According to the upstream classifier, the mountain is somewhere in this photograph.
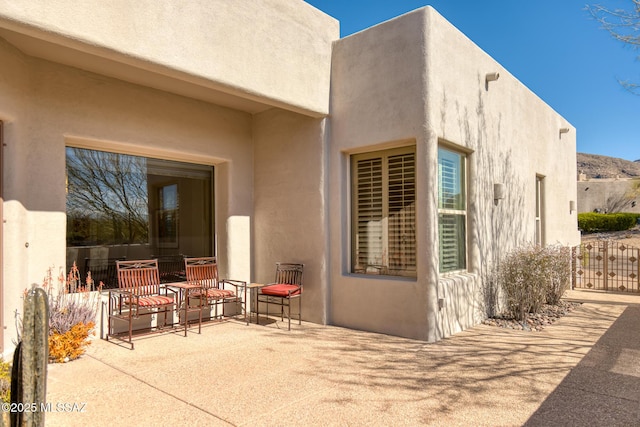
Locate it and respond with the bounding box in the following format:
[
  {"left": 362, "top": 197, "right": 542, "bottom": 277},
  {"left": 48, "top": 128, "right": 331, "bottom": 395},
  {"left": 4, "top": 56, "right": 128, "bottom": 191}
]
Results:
[{"left": 577, "top": 153, "right": 640, "bottom": 179}]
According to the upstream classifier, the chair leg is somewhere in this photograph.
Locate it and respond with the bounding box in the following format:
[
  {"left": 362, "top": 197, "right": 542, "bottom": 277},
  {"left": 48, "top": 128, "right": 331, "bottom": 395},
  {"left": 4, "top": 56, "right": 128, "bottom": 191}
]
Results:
[
  {"left": 183, "top": 301, "right": 188, "bottom": 338},
  {"left": 106, "top": 298, "right": 112, "bottom": 342},
  {"left": 128, "top": 306, "right": 134, "bottom": 350},
  {"left": 298, "top": 296, "right": 302, "bottom": 325},
  {"left": 198, "top": 295, "right": 203, "bottom": 334}
]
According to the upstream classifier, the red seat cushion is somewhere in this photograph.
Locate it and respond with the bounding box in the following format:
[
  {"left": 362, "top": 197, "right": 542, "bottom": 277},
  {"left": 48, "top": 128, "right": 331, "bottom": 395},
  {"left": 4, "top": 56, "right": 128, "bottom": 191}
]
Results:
[
  {"left": 193, "top": 288, "right": 236, "bottom": 300},
  {"left": 260, "top": 284, "right": 301, "bottom": 297},
  {"left": 128, "top": 295, "right": 174, "bottom": 307}
]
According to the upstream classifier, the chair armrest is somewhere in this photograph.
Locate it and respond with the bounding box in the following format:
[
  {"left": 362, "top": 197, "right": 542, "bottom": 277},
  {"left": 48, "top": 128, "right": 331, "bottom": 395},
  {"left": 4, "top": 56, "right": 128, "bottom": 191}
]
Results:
[
  {"left": 220, "top": 279, "right": 247, "bottom": 290},
  {"left": 107, "top": 288, "right": 137, "bottom": 309},
  {"left": 107, "top": 288, "right": 133, "bottom": 297},
  {"left": 286, "top": 284, "right": 302, "bottom": 296},
  {"left": 160, "top": 284, "right": 178, "bottom": 297}
]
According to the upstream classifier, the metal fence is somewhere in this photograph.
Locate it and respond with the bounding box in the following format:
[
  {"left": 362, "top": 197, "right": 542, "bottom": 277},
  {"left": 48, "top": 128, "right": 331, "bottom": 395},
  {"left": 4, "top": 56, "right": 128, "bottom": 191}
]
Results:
[{"left": 572, "top": 242, "right": 640, "bottom": 293}]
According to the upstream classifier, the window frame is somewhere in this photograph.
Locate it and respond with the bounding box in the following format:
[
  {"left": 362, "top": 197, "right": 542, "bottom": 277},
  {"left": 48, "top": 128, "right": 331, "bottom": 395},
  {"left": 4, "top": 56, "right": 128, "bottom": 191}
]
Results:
[
  {"left": 437, "top": 145, "right": 468, "bottom": 274},
  {"left": 350, "top": 145, "right": 417, "bottom": 278},
  {"left": 65, "top": 146, "right": 215, "bottom": 285}
]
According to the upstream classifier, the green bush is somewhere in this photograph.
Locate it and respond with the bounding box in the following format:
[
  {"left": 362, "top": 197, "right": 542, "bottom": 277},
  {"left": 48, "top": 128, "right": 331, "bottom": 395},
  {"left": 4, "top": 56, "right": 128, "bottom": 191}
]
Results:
[
  {"left": 0, "top": 360, "right": 9, "bottom": 403},
  {"left": 578, "top": 212, "right": 640, "bottom": 233},
  {"left": 498, "top": 244, "right": 571, "bottom": 321}
]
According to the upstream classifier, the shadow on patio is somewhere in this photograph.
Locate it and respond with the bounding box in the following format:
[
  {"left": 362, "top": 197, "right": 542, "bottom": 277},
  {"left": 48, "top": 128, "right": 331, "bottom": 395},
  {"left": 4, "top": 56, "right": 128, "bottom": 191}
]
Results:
[{"left": 46, "top": 295, "right": 627, "bottom": 426}]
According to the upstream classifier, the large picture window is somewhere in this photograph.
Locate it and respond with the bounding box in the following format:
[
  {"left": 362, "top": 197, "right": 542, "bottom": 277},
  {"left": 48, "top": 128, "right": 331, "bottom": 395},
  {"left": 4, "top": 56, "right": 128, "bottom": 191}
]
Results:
[
  {"left": 66, "top": 147, "right": 214, "bottom": 286},
  {"left": 351, "top": 147, "right": 416, "bottom": 277},
  {"left": 438, "top": 147, "right": 467, "bottom": 273}
]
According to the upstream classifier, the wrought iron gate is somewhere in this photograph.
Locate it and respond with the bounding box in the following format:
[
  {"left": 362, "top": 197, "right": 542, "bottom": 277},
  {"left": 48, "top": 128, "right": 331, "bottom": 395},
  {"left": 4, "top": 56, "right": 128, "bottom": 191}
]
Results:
[{"left": 573, "top": 242, "right": 640, "bottom": 292}]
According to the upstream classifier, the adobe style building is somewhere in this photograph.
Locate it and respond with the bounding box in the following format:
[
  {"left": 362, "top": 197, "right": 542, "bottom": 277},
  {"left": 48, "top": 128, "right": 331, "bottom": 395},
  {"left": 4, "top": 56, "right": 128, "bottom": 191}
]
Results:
[
  {"left": 0, "top": 1, "right": 579, "bottom": 355},
  {"left": 577, "top": 172, "right": 640, "bottom": 214}
]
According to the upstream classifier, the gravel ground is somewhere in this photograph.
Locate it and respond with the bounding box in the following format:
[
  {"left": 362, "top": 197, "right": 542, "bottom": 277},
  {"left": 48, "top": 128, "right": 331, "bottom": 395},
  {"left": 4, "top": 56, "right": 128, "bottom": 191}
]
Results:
[
  {"left": 482, "top": 300, "right": 582, "bottom": 332},
  {"left": 481, "top": 228, "right": 638, "bottom": 333},
  {"left": 581, "top": 225, "right": 640, "bottom": 247}
]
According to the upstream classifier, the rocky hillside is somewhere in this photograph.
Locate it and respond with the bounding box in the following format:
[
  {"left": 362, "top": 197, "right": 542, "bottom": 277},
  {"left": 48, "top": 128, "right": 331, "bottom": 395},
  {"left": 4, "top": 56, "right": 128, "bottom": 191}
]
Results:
[{"left": 577, "top": 153, "right": 640, "bottom": 179}]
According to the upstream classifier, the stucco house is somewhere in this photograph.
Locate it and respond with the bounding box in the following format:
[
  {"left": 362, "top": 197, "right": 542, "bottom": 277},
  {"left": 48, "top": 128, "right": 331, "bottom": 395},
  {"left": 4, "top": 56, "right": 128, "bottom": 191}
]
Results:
[
  {"left": 577, "top": 173, "right": 640, "bottom": 214},
  {"left": 0, "top": 1, "right": 579, "bottom": 355}
]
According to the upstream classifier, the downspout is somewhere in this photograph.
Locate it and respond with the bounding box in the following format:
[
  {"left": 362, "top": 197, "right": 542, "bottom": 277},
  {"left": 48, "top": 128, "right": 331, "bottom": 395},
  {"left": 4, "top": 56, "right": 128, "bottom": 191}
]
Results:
[{"left": 321, "top": 116, "right": 331, "bottom": 326}]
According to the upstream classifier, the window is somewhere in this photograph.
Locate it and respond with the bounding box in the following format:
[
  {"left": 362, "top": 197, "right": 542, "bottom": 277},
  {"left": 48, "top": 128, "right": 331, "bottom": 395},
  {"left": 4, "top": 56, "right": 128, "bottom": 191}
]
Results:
[
  {"left": 351, "top": 147, "right": 416, "bottom": 277},
  {"left": 438, "top": 147, "right": 466, "bottom": 273},
  {"left": 66, "top": 147, "right": 214, "bottom": 286}
]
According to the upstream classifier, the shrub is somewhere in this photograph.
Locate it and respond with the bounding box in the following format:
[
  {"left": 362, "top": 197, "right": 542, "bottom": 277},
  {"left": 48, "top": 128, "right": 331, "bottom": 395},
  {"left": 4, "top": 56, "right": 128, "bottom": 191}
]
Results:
[
  {"left": 578, "top": 212, "right": 640, "bottom": 233},
  {"left": 481, "top": 267, "right": 501, "bottom": 318},
  {"left": 0, "top": 360, "right": 10, "bottom": 403},
  {"left": 49, "top": 322, "right": 95, "bottom": 363},
  {"left": 498, "top": 245, "right": 547, "bottom": 321},
  {"left": 498, "top": 244, "right": 572, "bottom": 321},
  {"left": 544, "top": 245, "right": 572, "bottom": 305},
  {"left": 38, "top": 263, "right": 101, "bottom": 363}
]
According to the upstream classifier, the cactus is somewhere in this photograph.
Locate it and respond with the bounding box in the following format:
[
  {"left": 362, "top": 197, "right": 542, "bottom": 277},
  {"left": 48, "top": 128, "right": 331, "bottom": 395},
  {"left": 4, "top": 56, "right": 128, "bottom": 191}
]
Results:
[{"left": 9, "top": 287, "right": 48, "bottom": 426}]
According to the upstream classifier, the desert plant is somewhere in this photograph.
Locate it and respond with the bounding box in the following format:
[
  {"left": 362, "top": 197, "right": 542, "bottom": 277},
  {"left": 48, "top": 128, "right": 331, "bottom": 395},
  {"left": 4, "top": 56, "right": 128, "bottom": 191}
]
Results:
[
  {"left": 0, "top": 360, "right": 10, "bottom": 403},
  {"left": 544, "top": 245, "right": 572, "bottom": 305},
  {"left": 498, "top": 244, "right": 572, "bottom": 321},
  {"left": 39, "top": 264, "right": 101, "bottom": 363},
  {"left": 48, "top": 322, "right": 95, "bottom": 363},
  {"left": 498, "top": 245, "right": 548, "bottom": 321},
  {"left": 481, "top": 266, "right": 501, "bottom": 318}
]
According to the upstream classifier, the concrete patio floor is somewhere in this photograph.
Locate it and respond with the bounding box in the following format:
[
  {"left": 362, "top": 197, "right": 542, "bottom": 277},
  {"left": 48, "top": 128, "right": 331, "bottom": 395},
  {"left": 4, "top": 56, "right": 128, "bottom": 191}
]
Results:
[{"left": 46, "top": 290, "right": 640, "bottom": 426}]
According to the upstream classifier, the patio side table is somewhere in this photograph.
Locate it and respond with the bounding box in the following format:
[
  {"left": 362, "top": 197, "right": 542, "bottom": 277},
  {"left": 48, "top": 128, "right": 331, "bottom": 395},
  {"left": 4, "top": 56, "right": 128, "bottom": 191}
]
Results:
[
  {"left": 165, "top": 282, "right": 203, "bottom": 336},
  {"left": 238, "top": 283, "right": 267, "bottom": 325}
]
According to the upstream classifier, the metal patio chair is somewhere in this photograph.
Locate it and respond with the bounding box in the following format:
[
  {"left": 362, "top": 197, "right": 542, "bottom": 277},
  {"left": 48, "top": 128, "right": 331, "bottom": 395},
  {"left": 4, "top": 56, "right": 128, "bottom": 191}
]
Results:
[
  {"left": 106, "top": 259, "right": 176, "bottom": 350},
  {"left": 257, "top": 262, "right": 304, "bottom": 330},
  {"left": 184, "top": 257, "right": 244, "bottom": 321}
]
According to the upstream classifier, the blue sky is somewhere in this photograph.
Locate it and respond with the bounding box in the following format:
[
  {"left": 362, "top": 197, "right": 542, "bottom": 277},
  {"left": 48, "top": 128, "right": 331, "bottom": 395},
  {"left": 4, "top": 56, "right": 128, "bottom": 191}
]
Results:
[{"left": 304, "top": 0, "right": 640, "bottom": 162}]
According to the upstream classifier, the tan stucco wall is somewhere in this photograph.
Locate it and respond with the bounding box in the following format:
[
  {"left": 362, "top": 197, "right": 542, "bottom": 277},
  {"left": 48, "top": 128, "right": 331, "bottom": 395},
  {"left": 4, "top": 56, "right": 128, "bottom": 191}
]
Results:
[
  {"left": 427, "top": 7, "right": 579, "bottom": 339},
  {"left": 329, "top": 9, "right": 431, "bottom": 340},
  {"left": 329, "top": 7, "right": 579, "bottom": 342},
  {"left": 0, "top": 0, "right": 339, "bottom": 117},
  {"left": 0, "top": 38, "right": 30, "bottom": 355},
  {"left": 577, "top": 179, "right": 640, "bottom": 214},
  {"left": 0, "top": 38, "right": 255, "bottom": 354},
  {"left": 252, "top": 109, "right": 329, "bottom": 324}
]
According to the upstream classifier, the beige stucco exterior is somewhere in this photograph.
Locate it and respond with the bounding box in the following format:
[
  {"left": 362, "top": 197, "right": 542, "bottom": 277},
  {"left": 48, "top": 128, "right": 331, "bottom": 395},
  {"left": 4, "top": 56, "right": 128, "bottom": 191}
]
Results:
[
  {"left": 0, "top": 2, "right": 578, "bottom": 354},
  {"left": 0, "top": 0, "right": 337, "bottom": 117},
  {"left": 577, "top": 176, "right": 640, "bottom": 214},
  {"left": 329, "top": 8, "right": 579, "bottom": 341}
]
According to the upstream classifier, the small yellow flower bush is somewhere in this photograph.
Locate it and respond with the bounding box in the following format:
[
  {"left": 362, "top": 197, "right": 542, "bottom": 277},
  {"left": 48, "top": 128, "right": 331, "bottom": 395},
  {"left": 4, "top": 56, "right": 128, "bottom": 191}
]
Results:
[{"left": 48, "top": 322, "right": 95, "bottom": 363}]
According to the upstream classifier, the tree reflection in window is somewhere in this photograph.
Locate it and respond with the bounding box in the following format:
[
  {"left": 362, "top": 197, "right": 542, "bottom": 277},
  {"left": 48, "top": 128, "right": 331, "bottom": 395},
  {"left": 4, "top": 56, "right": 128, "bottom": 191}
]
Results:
[{"left": 66, "top": 148, "right": 149, "bottom": 246}]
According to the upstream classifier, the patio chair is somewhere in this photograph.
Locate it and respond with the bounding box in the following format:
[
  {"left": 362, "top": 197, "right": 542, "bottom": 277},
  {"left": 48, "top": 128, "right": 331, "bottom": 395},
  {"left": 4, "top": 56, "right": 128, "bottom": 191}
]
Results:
[
  {"left": 106, "top": 259, "right": 176, "bottom": 350},
  {"left": 257, "top": 263, "right": 304, "bottom": 330},
  {"left": 184, "top": 257, "right": 244, "bottom": 321}
]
